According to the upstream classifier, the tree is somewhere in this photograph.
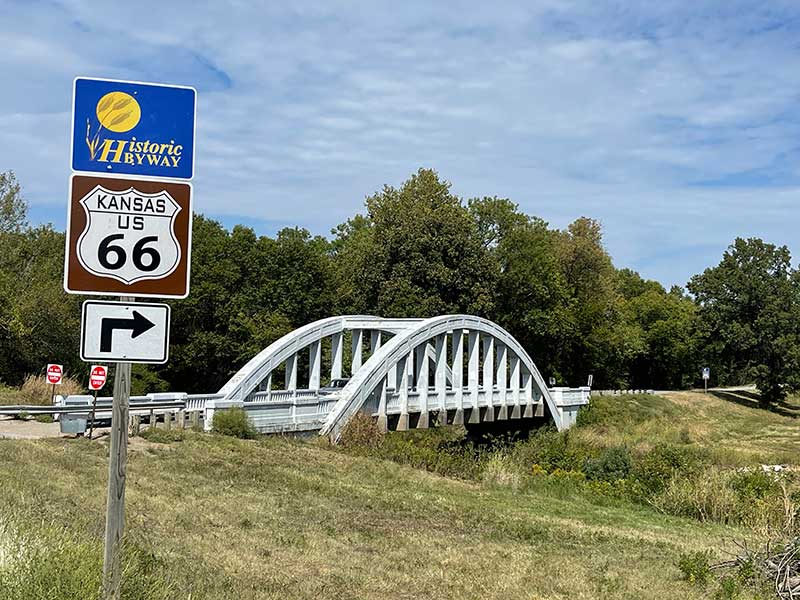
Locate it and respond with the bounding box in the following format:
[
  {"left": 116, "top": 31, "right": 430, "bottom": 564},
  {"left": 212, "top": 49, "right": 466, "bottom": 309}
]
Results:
[
  {"left": 0, "top": 171, "right": 27, "bottom": 234},
  {"left": 493, "top": 218, "right": 571, "bottom": 379},
  {"left": 553, "top": 218, "right": 633, "bottom": 387},
  {"left": 688, "top": 238, "right": 800, "bottom": 405},
  {"left": 621, "top": 271, "right": 697, "bottom": 389},
  {"left": 332, "top": 169, "right": 496, "bottom": 317}
]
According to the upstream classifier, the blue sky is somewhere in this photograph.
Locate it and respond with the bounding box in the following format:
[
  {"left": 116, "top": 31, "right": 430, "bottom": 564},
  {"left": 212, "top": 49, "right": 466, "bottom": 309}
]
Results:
[{"left": 3, "top": 0, "right": 800, "bottom": 287}]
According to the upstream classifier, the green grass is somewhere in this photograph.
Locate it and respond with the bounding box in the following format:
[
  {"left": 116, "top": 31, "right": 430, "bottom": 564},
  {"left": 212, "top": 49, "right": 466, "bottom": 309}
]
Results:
[
  {"left": 0, "top": 431, "right": 765, "bottom": 599},
  {"left": 576, "top": 390, "right": 800, "bottom": 465},
  {"left": 1, "top": 390, "right": 798, "bottom": 599}
]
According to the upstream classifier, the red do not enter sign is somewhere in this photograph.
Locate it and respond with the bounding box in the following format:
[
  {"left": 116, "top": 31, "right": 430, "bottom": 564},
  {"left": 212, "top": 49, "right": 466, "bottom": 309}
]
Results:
[
  {"left": 46, "top": 364, "right": 63, "bottom": 385},
  {"left": 89, "top": 365, "right": 108, "bottom": 391}
]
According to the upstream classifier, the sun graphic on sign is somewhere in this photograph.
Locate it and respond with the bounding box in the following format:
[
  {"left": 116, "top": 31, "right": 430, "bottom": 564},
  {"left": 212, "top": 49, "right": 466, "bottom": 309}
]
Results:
[{"left": 95, "top": 91, "right": 141, "bottom": 132}]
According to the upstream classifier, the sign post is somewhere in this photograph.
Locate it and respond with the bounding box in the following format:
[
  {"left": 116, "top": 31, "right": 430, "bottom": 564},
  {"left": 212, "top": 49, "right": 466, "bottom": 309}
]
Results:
[
  {"left": 65, "top": 77, "right": 195, "bottom": 600},
  {"left": 702, "top": 367, "right": 710, "bottom": 393},
  {"left": 87, "top": 365, "right": 107, "bottom": 439},
  {"left": 103, "top": 317, "right": 131, "bottom": 599}
]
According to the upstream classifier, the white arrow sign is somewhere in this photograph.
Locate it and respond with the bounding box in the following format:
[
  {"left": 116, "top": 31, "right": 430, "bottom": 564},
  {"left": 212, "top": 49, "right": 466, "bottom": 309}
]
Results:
[{"left": 81, "top": 300, "right": 170, "bottom": 364}]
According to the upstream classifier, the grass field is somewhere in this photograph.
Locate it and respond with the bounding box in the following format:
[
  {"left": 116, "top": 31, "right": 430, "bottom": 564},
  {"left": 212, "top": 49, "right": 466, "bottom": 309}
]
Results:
[{"left": 0, "top": 390, "right": 796, "bottom": 599}]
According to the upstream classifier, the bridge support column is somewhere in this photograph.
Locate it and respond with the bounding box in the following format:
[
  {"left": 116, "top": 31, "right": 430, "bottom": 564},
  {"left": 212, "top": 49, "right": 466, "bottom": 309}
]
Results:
[
  {"left": 482, "top": 336, "right": 494, "bottom": 422},
  {"left": 370, "top": 330, "right": 381, "bottom": 354},
  {"left": 331, "top": 332, "right": 343, "bottom": 380},
  {"left": 416, "top": 345, "right": 429, "bottom": 429},
  {"left": 397, "top": 354, "right": 409, "bottom": 431},
  {"left": 435, "top": 334, "right": 447, "bottom": 425},
  {"left": 351, "top": 330, "right": 363, "bottom": 375},
  {"left": 309, "top": 340, "right": 321, "bottom": 390},
  {"left": 376, "top": 376, "right": 388, "bottom": 433},
  {"left": 510, "top": 354, "right": 521, "bottom": 419},
  {"left": 467, "top": 331, "right": 479, "bottom": 424},
  {"left": 451, "top": 329, "right": 464, "bottom": 426},
  {"left": 522, "top": 370, "right": 534, "bottom": 418},
  {"left": 496, "top": 343, "right": 507, "bottom": 420},
  {"left": 286, "top": 354, "right": 297, "bottom": 392}
]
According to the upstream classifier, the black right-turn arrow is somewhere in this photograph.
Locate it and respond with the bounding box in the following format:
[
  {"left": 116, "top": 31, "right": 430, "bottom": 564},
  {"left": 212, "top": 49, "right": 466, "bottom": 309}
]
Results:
[{"left": 100, "top": 310, "right": 155, "bottom": 352}]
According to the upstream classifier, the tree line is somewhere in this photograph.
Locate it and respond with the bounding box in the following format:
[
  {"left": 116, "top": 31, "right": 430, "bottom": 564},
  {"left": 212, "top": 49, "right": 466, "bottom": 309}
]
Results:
[{"left": 1, "top": 168, "right": 798, "bottom": 405}]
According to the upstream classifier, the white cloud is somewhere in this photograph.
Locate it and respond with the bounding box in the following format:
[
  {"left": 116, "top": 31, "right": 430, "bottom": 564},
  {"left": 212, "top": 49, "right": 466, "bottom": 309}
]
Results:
[{"left": 2, "top": 1, "right": 800, "bottom": 286}]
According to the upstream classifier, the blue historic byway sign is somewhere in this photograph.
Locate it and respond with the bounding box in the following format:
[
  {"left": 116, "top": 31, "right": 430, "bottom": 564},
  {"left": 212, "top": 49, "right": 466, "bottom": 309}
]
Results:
[{"left": 71, "top": 77, "right": 196, "bottom": 180}]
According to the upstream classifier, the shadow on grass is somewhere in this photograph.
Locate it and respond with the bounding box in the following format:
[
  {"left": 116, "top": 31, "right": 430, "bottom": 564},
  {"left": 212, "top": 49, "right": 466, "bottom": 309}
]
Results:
[{"left": 709, "top": 390, "right": 800, "bottom": 418}]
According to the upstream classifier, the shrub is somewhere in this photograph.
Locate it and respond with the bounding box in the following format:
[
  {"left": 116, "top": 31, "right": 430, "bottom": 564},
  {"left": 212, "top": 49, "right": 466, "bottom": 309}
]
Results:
[
  {"left": 376, "top": 427, "right": 488, "bottom": 480},
  {"left": 511, "top": 428, "right": 590, "bottom": 474},
  {"left": 677, "top": 550, "right": 713, "bottom": 586},
  {"left": 19, "top": 374, "right": 84, "bottom": 405},
  {"left": 584, "top": 445, "right": 631, "bottom": 482},
  {"left": 338, "top": 412, "right": 383, "bottom": 451},
  {"left": 481, "top": 453, "right": 522, "bottom": 490},
  {"left": 630, "top": 444, "right": 709, "bottom": 497},
  {"left": 653, "top": 469, "right": 746, "bottom": 524},
  {"left": 729, "top": 470, "right": 778, "bottom": 502},
  {"left": 211, "top": 407, "right": 257, "bottom": 439}
]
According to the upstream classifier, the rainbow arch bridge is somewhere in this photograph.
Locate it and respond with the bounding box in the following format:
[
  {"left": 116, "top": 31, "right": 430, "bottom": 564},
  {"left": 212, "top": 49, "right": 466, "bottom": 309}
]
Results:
[{"left": 198, "top": 315, "right": 589, "bottom": 442}]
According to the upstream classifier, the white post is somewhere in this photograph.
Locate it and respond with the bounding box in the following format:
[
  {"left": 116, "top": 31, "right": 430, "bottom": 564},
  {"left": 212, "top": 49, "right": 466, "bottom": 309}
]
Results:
[
  {"left": 467, "top": 331, "right": 480, "bottom": 423},
  {"left": 482, "top": 336, "right": 495, "bottom": 422},
  {"left": 522, "top": 370, "right": 534, "bottom": 418},
  {"left": 510, "top": 354, "right": 521, "bottom": 419},
  {"left": 331, "top": 332, "right": 343, "bottom": 380},
  {"left": 370, "top": 330, "right": 381, "bottom": 354},
  {"left": 351, "top": 330, "right": 363, "bottom": 375},
  {"left": 496, "top": 343, "right": 507, "bottom": 420},
  {"left": 416, "top": 345, "right": 429, "bottom": 429},
  {"left": 435, "top": 333, "right": 447, "bottom": 425},
  {"left": 286, "top": 354, "right": 297, "bottom": 392},
  {"left": 309, "top": 340, "right": 321, "bottom": 390},
  {"left": 451, "top": 329, "right": 464, "bottom": 425},
  {"left": 265, "top": 372, "right": 272, "bottom": 401},
  {"left": 376, "top": 375, "right": 388, "bottom": 433},
  {"left": 397, "top": 354, "right": 409, "bottom": 431}
]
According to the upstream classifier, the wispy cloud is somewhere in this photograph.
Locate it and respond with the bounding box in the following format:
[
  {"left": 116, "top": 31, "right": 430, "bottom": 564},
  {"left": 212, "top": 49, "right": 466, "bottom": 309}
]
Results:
[{"left": 3, "top": 0, "right": 800, "bottom": 286}]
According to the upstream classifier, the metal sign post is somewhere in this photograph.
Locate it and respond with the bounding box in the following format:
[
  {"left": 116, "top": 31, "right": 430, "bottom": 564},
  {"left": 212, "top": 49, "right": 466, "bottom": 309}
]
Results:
[
  {"left": 702, "top": 367, "right": 710, "bottom": 393},
  {"left": 87, "top": 365, "right": 107, "bottom": 439}
]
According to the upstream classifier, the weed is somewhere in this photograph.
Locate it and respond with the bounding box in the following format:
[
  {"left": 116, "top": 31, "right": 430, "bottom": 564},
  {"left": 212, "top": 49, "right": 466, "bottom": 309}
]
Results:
[
  {"left": 677, "top": 550, "right": 713, "bottom": 586},
  {"left": 211, "top": 407, "right": 257, "bottom": 439}
]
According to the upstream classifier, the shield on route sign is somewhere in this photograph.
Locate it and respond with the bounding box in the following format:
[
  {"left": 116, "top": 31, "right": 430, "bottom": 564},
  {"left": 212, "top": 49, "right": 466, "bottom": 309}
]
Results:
[{"left": 76, "top": 185, "right": 182, "bottom": 285}]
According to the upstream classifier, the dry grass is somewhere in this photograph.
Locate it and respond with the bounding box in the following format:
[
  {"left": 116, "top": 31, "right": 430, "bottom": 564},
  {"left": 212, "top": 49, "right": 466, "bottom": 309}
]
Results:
[
  {"left": 576, "top": 390, "right": 800, "bottom": 466},
  {"left": 0, "top": 434, "right": 756, "bottom": 600},
  {"left": 14, "top": 374, "right": 84, "bottom": 406}
]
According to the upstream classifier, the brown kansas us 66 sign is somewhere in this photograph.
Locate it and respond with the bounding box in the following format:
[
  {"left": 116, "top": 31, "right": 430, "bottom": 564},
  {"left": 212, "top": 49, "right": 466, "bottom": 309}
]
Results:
[{"left": 64, "top": 174, "right": 192, "bottom": 298}]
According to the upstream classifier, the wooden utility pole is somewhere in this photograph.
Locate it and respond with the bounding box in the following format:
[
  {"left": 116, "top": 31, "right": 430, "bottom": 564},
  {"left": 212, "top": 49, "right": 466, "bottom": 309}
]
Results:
[{"left": 102, "top": 299, "right": 132, "bottom": 600}]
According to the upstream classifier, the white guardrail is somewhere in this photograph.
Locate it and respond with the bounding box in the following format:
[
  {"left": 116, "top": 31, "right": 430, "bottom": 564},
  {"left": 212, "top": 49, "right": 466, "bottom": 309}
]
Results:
[{"left": 29, "top": 386, "right": 592, "bottom": 436}]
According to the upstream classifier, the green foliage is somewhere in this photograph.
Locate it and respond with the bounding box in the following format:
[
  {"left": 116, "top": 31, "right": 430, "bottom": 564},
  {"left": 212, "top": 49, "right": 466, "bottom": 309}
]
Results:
[
  {"left": 584, "top": 445, "right": 631, "bottom": 482},
  {"left": 331, "top": 169, "right": 496, "bottom": 317},
  {"left": 2, "top": 167, "right": 799, "bottom": 409},
  {"left": 0, "top": 170, "right": 27, "bottom": 234},
  {"left": 677, "top": 550, "right": 713, "bottom": 586},
  {"left": 375, "top": 426, "right": 489, "bottom": 479},
  {"left": 629, "top": 444, "right": 709, "bottom": 497},
  {"left": 211, "top": 407, "right": 257, "bottom": 439},
  {"left": 0, "top": 518, "right": 178, "bottom": 600},
  {"left": 510, "top": 428, "right": 590, "bottom": 474},
  {"left": 689, "top": 237, "right": 800, "bottom": 405},
  {"left": 729, "top": 470, "right": 779, "bottom": 502},
  {"left": 338, "top": 411, "right": 383, "bottom": 451}
]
